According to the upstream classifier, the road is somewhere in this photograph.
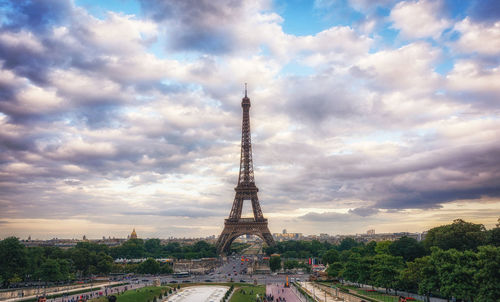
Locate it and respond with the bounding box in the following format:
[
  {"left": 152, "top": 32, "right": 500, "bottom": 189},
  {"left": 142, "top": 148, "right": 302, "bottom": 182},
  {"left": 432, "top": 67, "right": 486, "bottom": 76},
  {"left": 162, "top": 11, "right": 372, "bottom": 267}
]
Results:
[
  {"left": 266, "top": 283, "right": 303, "bottom": 302},
  {"left": 158, "top": 254, "right": 309, "bottom": 285}
]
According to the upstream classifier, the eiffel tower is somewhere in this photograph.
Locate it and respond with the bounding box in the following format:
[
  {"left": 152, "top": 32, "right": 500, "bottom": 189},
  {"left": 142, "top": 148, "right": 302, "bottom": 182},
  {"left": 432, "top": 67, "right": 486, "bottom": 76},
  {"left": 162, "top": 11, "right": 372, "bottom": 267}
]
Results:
[{"left": 216, "top": 85, "right": 275, "bottom": 254}]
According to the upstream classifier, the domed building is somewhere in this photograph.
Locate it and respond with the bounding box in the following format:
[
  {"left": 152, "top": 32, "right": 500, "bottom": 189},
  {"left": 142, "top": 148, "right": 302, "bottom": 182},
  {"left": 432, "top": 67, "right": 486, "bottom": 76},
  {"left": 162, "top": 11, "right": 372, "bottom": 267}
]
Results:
[{"left": 130, "top": 228, "right": 138, "bottom": 239}]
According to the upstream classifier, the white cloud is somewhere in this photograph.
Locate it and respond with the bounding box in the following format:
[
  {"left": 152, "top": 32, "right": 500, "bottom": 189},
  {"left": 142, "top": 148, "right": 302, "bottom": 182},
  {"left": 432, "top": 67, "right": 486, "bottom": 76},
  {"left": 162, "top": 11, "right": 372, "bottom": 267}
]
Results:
[
  {"left": 356, "top": 42, "right": 442, "bottom": 94},
  {"left": 390, "top": 0, "right": 451, "bottom": 39},
  {"left": 452, "top": 18, "right": 500, "bottom": 56},
  {"left": 446, "top": 60, "right": 500, "bottom": 94},
  {"left": 0, "top": 30, "right": 45, "bottom": 53}
]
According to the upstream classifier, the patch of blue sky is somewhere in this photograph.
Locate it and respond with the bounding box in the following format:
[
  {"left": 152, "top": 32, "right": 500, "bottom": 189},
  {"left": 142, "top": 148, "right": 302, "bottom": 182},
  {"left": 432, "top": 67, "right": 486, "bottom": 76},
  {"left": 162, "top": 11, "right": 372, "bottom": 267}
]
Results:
[
  {"left": 274, "top": 0, "right": 364, "bottom": 36},
  {"left": 444, "top": 0, "right": 473, "bottom": 20},
  {"left": 346, "top": 131, "right": 404, "bottom": 145},
  {"left": 435, "top": 56, "right": 454, "bottom": 75},
  {"left": 75, "top": 0, "right": 141, "bottom": 19},
  {"left": 370, "top": 25, "right": 400, "bottom": 52},
  {"left": 259, "top": 44, "right": 271, "bottom": 57},
  {"left": 147, "top": 37, "right": 167, "bottom": 59},
  {"left": 374, "top": 5, "right": 392, "bottom": 17},
  {"left": 279, "top": 61, "right": 315, "bottom": 77}
]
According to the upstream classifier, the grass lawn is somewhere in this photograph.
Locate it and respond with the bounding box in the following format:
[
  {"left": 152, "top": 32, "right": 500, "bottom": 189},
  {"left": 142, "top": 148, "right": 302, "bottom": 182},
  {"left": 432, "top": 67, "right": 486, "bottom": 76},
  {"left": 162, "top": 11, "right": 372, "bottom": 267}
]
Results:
[
  {"left": 90, "top": 286, "right": 170, "bottom": 302},
  {"left": 339, "top": 285, "right": 423, "bottom": 302},
  {"left": 230, "top": 285, "right": 265, "bottom": 302}
]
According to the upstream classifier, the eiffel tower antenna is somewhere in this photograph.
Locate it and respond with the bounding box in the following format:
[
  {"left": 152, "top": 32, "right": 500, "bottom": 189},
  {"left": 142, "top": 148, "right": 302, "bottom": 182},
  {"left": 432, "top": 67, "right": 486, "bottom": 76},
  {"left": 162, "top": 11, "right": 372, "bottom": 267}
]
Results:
[{"left": 216, "top": 87, "right": 275, "bottom": 254}]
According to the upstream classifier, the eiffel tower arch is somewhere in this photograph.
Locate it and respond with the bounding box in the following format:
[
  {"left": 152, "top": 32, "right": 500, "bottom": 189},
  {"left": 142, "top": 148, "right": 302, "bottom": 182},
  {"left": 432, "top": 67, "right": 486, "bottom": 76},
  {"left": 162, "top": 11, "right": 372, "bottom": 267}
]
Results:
[{"left": 216, "top": 85, "right": 275, "bottom": 254}]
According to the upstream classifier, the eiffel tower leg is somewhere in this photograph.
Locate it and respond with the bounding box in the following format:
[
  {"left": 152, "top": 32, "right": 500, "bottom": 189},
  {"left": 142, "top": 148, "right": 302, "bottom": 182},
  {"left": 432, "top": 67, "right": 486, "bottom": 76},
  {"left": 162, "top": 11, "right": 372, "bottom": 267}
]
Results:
[{"left": 262, "top": 230, "right": 275, "bottom": 247}]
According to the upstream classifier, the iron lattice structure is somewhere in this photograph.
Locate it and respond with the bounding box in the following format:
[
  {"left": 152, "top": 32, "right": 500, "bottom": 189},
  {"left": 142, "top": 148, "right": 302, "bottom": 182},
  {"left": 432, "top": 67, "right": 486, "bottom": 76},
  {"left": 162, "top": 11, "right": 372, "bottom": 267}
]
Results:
[{"left": 216, "top": 86, "right": 275, "bottom": 254}]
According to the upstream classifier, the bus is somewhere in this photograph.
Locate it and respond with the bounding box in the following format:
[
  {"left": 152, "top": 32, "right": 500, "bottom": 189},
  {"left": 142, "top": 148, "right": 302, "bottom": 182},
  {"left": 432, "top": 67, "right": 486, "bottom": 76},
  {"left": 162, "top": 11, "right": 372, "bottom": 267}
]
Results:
[{"left": 173, "top": 272, "right": 190, "bottom": 278}]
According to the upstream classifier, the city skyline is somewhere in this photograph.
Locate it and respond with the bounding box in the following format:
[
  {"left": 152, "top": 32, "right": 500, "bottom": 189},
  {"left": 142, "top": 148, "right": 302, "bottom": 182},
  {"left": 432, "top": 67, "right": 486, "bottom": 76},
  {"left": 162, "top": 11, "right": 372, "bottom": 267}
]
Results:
[{"left": 1, "top": 0, "right": 500, "bottom": 240}]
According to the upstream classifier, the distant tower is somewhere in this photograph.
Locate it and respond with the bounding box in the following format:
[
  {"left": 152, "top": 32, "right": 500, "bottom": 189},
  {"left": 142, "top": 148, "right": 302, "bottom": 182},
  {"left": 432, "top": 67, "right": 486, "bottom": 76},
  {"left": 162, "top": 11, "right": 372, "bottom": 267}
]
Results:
[
  {"left": 215, "top": 85, "right": 275, "bottom": 254},
  {"left": 130, "top": 228, "right": 138, "bottom": 239}
]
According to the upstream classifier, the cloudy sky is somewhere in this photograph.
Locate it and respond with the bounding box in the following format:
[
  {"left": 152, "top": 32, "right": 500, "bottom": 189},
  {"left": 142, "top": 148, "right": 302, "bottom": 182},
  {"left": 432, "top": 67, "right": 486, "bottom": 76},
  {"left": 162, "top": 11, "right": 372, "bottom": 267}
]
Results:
[{"left": 1, "top": 0, "right": 499, "bottom": 240}]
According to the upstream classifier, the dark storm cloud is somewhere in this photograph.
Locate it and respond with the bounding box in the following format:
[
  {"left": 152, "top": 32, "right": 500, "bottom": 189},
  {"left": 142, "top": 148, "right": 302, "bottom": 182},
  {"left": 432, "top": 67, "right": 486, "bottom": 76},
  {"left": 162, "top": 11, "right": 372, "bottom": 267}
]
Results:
[
  {"left": 348, "top": 207, "right": 379, "bottom": 217},
  {"left": 256, "top": 122, "right": 500, "bottom": 212},
  {"left": 298, "top": 210, "right": 379, "bottom": 222},
  {"left": 0, "top": 0, "right": 73, "bottom": 33},
  {"left": 124, "top": 207, "right": 226, "bottom": 218},
  {"left": 299, "top": 211, "right": 352, "bottom": 222},
  {"left": 379, "top": 185, "right": 500, "bottom": 210},
  {"left": 284, "top": 76, "right": 366, "bottom": 124},
  {"left": 467, "top": 0, "right": 500, "bottom": 23},
  {"left": 139, "top": 0, "right": 242, "bottom": 53}
]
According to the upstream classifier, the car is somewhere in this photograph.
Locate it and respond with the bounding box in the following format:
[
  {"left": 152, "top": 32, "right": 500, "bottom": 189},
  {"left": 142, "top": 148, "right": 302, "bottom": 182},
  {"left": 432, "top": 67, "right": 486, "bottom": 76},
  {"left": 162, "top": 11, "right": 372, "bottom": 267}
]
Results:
[
  {"left": 169, "top": 280, "right": 178, "bottom": 283},
  {"left": 182, "top": 280, "right": 191, "bottom": 283},
  {"left": 239, "top": 279, "right": 246, "bottom": 283},
  {"left": 204, "top": 279, "right": 213, "bottom": 282}
]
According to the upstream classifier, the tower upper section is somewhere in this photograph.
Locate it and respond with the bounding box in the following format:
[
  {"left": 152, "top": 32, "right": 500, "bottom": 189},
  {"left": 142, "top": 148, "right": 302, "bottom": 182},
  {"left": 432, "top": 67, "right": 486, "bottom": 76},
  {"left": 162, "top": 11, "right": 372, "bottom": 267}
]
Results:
[{"left": 237, "top": 84, "right": 256, "bottom": 189}]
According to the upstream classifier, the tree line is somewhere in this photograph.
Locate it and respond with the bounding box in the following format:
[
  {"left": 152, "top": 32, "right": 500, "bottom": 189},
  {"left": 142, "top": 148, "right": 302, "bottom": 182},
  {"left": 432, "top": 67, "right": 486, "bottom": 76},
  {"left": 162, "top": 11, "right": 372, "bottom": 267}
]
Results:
[
  {"left": 0, "top": 238, "right": 217, "bottom": 288},
  {"left": 266, "top": 218, "right": 500, "bottom": 302}
]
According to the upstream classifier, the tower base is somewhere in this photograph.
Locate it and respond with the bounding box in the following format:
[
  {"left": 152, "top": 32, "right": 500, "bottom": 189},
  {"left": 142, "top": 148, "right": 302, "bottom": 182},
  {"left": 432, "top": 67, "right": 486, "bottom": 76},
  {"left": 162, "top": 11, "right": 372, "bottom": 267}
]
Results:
[{"left": 216, "top": 218, "right": 275, "bottom": 254}]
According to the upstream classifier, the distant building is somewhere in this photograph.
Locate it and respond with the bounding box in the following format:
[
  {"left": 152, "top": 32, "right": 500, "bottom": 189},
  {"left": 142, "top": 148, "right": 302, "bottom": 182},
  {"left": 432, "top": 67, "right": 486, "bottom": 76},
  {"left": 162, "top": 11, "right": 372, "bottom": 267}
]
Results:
[
  {"left": 130, "top": 228, "right": 138, "bottom": 239},
  {"left": 367, "top": 229, "right": 375, "bottom": 235},
  {"left": 273, "top": 232, "right": 303, "bottom": 241}
]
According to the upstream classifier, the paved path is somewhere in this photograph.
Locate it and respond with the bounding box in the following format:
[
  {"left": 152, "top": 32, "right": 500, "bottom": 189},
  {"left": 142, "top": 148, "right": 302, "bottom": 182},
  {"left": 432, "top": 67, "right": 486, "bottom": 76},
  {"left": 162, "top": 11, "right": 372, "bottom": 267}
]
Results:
[
  {"left": 300, "top": 282, "right": 363, "bottom": 302},
  {"left": 4, "top": 283, "right": 146, "bottom": 302},
  {"left": 266, "top": 283, "right": 303, "bottom": 302}
]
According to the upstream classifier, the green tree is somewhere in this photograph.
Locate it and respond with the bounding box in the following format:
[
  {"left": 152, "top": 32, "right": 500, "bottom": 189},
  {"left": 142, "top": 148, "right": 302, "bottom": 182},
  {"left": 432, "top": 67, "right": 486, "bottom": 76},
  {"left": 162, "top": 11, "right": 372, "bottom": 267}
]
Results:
[
  {"left": 71, "top": 246, "right": 95, "bottom": 276},
  {"left": 269, "top": 256, "right": 281, "bottom": 272},
  {"left": 371, "top": 254, "right": 404, "bottom": 292},
  {"left": 474, "top": 245, "right": 500, "bottom": 301},
  {"left": 337, "top": 238, "right": 359, "bottom": 251},
  {"left": 322, "top": 249, "right": 339, "bottom": 265},
  {"left": 342, "top": 252, "right": 361, "bottom": 284},
  {"left": 144, "top": 239, "right": 162, "bottom": 257},
  {"left": 159, "top": 263, "right": 173, "bottom": 274},
  {"left": 137, "top": 258, "right": 160, "bottom": 274},
  {"left": 26, "top": 247, "right": 45, "bottom": 280},
  {"left": 431, "top": 247, "right": 478, "bottom": 301},
  {"left": 283, "top": 260, "right": 299, "bottom": 270},
  {"left": 39, "top": 259, "right": 62, "bottom": 282},
  {"left": 486, "top": 218, "right": 500, "bottom": 246},
  {"left": 362, "top": 241, "right": 377, "bottom": 256},
  {"left": 358, "top": 256, "right": 374, "bottom": 286},
  {"left": 374, "top": 241, "right": 391, "bottom": 254},
  {"left": 389, "top": 236, "right": 426, "bottom": 262},
  {"left": 96, "top": 252, "right": 113, "bottom": 274},
  {"left": 0, "top": 237, "right": 27, "bottom": 286},
  {"left": 424, "top": 219, "right": 486, "bottom": 251},
  {"left": 326, "top": 262, "right": 343, "bottom": 279},
  {"left": 112, "top": 239, "right": 145, "bottom": 259}
]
